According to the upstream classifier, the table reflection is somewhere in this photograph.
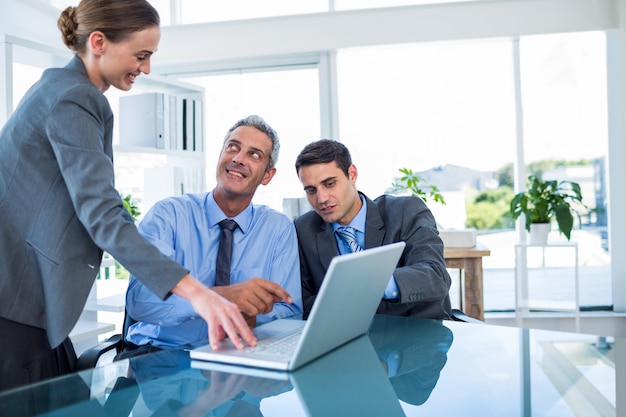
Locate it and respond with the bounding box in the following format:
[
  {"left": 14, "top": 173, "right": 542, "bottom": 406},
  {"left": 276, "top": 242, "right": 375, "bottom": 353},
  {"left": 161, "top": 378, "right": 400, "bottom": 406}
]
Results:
[
  {"left": 368, "top": 316, "right": 453, "bottom": 406},
  {"left": 126, "top": 317, "right": 454, "bottom": 416},
  {"left": 131, "top": 349, "right": 290, "bottom": 416},
  {"left": 0, "top": 315, "right": 618, "bottom": 417}
]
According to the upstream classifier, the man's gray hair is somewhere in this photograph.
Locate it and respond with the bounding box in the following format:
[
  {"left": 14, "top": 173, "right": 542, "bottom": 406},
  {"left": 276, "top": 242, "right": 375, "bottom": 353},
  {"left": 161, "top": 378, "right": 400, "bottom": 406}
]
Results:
[{"left": 223, "top": 115, "right": 280, "bottom": 170}]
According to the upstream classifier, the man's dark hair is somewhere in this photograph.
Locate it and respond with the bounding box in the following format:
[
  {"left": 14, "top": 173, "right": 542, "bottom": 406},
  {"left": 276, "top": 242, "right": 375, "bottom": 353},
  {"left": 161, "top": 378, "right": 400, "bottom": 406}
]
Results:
[{"left": 295, "top": 139, "right": 352, "bottom": 177}]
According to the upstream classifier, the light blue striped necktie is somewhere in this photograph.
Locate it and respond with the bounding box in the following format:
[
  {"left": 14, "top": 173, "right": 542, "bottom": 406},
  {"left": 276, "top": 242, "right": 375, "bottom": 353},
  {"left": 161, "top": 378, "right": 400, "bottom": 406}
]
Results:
[{"left": 336, "top": 226, "right": 363, "bottom": 253}]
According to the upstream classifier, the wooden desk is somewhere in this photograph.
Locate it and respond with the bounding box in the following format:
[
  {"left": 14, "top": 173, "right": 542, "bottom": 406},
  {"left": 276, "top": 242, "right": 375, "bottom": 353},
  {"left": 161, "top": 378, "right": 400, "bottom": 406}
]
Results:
[{"left": 444, "top": 243, "right": 491, "bottom": 321}]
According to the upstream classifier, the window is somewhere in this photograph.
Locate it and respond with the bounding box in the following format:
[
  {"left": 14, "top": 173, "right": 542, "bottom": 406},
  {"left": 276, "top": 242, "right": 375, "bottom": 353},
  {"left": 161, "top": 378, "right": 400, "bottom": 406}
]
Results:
[
  {"left": 184, "top": 67, "right": 321, "bottom": 211},
  {"left": 336, "top": 34, "right": 611, "bottom": 311},
  {"left": 337, "top": 39, "right": 515, "bottom": 195},
  {"left": 518, "top": 31, "right": 610, "bottom": 310},
  {"left": 12, "top": 64, "right": 43, "bottom": 109}
]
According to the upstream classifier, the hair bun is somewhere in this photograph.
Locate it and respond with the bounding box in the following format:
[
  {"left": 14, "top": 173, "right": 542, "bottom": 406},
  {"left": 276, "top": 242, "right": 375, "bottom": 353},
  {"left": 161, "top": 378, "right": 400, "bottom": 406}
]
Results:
[{"left": 57, "top": 6, "right": 79, "bottom": 50}]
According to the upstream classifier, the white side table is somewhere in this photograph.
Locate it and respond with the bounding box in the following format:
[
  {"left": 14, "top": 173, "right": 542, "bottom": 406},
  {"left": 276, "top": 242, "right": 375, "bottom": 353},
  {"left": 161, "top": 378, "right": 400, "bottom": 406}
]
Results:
[{"left": 514, "top": 242, "right": 580, "bottom": 332}]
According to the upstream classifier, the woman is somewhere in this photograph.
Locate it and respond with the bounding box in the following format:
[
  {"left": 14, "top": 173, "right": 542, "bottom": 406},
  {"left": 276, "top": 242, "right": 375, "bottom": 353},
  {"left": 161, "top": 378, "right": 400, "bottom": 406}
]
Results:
[{"left": 0, "top": 0, "right": 255, "bottom": 391}]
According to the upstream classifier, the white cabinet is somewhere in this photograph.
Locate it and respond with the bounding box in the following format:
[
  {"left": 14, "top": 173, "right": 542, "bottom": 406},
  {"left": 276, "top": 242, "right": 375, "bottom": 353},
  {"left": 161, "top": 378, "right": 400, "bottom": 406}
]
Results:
[
  {"left": 515, "top": 242, "right": 580, "bottom": 331},
  {"left": 108, "top": 74, "right": 206, "bottom": 216},
  {"left": 113, "top": 145, "right": 205, "bottom": 216}
]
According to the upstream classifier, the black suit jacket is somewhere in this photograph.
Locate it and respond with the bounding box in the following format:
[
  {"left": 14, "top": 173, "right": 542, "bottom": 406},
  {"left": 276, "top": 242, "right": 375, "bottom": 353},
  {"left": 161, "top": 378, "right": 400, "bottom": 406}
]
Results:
[{"left": 295, "top": 192, "right": 452, "bottom": 319}]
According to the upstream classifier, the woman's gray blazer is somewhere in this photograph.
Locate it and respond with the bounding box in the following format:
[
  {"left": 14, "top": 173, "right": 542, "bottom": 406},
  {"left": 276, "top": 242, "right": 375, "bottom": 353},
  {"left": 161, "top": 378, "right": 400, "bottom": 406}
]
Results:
[{"left": 0, "top": 56, "right": 188, "bottom": 348}]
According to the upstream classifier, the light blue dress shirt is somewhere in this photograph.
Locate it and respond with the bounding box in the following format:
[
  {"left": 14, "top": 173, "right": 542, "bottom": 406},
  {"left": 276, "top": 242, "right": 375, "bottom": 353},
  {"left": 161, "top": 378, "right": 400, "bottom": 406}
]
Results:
[
  {"left": 125, "top": 192, "right": 302, "bottom": 348},
  {"left": 333, "top": 195, "right": 400, "bottom": 299}
]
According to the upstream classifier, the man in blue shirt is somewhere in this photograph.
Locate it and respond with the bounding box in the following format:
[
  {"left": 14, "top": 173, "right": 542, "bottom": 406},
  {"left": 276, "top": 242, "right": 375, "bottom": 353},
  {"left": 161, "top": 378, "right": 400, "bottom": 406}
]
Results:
[{"left": 124, "top": 115, "right": 302, "bottom": 349}]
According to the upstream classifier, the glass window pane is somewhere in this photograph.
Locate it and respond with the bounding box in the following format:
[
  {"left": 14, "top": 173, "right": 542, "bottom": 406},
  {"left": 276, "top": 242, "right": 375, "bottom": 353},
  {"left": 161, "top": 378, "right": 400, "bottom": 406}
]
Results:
[
  {"left": 337, "top": 40, "right": 515, "bottom": 198},
  {"left": 184, "top": 68, "right": 321, "bottom": 211},
  {"left": 11, "top": 41, "right": 68, "bottom": 111},
  {"left": 520, "top": 31, "right": 611, "bottom": 309},
  {"left": 337, "top": 35, "right": 611, "bottom": 312},
  {"left": 149, "top": 0, "right": 171, "bottom": 25},
  {"left": 337, "top": 40, "right": 517, "bottom": 311},
  {"left": 12, "top": 64, "right": 43, "bottom": 109},
  {"left": 521, "top": 32, "right": 608, "bottom": 163}
]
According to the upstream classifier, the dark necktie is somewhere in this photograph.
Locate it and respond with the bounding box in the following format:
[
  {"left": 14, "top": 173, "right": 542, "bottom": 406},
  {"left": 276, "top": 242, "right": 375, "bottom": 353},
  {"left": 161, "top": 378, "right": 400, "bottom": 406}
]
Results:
[
  {"left": 336, "top": 226, "right": 363, "bottom": 253},
  {"left": 216, "top": 219, "right": 238, "bottom": 286}
]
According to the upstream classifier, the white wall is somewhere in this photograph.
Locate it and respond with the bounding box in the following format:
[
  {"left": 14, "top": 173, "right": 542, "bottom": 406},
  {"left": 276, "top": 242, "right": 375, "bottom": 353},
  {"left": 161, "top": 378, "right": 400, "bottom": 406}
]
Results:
[
  {"left": 3, "top": 0, "right": 64, "bottom": 48},
  {"left": 2, "top": 0, "right": 617, "bottom": 73},
  {"left": 3, "top": 1, "right": 595, "bottom": 77},
  {"left": 155, "top": 0, "right": 615, "bottom": 71}
]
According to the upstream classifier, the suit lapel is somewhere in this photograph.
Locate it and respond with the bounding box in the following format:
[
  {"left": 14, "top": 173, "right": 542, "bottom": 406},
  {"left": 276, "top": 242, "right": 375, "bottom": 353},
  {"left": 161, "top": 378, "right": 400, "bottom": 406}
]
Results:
[
  {"left": 314, "top": 193, "right": 385, "bottom": 266},
  {"left": 317, "top": 222, "right": 338, "bottom": 269},
  {"left": 363, "top": 194, "right": 386, "bottom": 249}
]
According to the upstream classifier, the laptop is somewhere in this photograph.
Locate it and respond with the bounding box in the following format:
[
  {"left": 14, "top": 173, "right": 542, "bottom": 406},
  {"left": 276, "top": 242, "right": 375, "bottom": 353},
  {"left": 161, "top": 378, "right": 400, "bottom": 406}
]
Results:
[
  {"left": 191, "top": 334, "right": 405, "bottom": 416},
  {"left": 189, "top": 241, "right": 405, "bottom": 371}
]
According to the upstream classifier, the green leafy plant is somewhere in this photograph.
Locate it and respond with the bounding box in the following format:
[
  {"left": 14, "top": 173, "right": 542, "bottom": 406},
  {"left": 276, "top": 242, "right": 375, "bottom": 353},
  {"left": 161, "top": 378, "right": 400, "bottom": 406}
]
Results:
[
  {"left": 390, "top": 168, "right": 446, "bottom": 205},
  {"left": 121, "top": 193, "right": 141, "bottom": 222},
  {"left": 509, "top": 174, "right": 586, "bottom": 240},
  {"left": 97, "top": 193, "right": 141, "bottom": 281}
]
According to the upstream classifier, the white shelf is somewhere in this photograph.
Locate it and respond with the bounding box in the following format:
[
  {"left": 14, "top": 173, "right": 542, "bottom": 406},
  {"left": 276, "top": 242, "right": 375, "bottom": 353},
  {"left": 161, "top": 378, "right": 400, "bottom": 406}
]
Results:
[
  {"left": 69, "top": 320, "right": 116, "bottom": 343},
  {"left": 114, "top": 145, "right": 204, "bottom": 158},
  {"left": 515, "top": 242, "right": 580, "bottom": 332},
  {"left": 84, "top": 293, "right": 126, "bottom": 313}
]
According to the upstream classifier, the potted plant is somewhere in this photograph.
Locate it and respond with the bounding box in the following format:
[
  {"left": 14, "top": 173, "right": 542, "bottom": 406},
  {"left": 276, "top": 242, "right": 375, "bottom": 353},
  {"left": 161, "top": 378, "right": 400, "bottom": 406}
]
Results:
[{"left": 509, "top": 174, "right": 585, "bottom": 243}]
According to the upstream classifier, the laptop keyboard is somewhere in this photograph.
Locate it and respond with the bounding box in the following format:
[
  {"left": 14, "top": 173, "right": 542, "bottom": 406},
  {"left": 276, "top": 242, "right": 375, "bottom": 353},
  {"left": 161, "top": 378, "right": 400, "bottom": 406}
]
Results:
[{"left": 246, "top": 327, "right": 303, "bottom": 357}]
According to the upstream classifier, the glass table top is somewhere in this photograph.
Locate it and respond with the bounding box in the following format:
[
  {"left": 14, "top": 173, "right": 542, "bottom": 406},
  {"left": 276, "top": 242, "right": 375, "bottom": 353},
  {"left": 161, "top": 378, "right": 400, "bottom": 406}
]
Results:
[{"left": 0, "top": 315, "right": 617, "bottom": 417}]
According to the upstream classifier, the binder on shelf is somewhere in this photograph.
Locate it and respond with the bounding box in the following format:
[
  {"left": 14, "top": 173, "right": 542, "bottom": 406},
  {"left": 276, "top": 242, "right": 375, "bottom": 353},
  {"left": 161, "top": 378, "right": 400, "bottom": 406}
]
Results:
[
  {"left": 155, "top": 94, "right": 165, "bottom": 149},
  {"left": 193, "top": 99, "right": 204, "bottom": 152},
  {"left": 118, "top": 92, "right": 204, "bottom": 153},
  {"left": 144, "top": 166, "right": 185, "bottom": 211},
  {"left": 184, "top": 98, "right": 195, "bottom": 151},
  {"left": 162, "top": 95, "right": 170, "bottom": 149},
  {"left": 119, "top": 93, "right": 166, "bottom": 149},
  {"left": 168, "top": 95, "right": 178, "bottom": 150},
  {"left": 191, "top": 100, "right": 196, "bottom": 151},
  {"left": 176, "top": 96, "right": 185, "bottom": 151}
]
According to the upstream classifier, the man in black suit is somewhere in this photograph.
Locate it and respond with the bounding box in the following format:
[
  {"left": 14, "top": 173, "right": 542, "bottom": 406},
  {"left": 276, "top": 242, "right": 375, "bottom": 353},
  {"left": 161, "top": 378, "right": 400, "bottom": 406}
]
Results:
[{"left": 294, "top": 139, "right": 451, "bottom": 319}]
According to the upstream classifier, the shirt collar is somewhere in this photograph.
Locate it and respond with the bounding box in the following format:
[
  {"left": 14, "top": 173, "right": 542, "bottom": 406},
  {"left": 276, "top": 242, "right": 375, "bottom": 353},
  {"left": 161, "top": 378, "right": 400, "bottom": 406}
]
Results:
[
  {"left": 206, "top": 191, "right": 254, "bottom": 233},
  {"left": 333, "top": 193, "right": 367, "bottom": 233}
]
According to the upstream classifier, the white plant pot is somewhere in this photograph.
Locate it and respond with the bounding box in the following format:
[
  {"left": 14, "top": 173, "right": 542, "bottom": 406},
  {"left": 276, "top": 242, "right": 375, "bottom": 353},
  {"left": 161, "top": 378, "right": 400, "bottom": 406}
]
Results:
[{"left": 529, "top": 223, "right": 550, "bottom": 245}]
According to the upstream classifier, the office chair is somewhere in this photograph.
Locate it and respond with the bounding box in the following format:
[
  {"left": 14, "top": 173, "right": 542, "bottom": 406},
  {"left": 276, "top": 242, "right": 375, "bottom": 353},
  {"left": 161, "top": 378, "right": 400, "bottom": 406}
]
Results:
[
  {"left": 71, "top": 310, "right": 141, "bottom": 417},
  {"left": 76, "top": 309, "right": 138, "bottom": 371}
]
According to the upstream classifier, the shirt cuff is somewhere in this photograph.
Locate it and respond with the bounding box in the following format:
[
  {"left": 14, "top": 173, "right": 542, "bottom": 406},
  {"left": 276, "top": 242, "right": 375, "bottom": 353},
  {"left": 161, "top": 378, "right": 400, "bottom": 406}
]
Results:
[{"left": 383, "top": 276, "right": 400, "bottom": 299}]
